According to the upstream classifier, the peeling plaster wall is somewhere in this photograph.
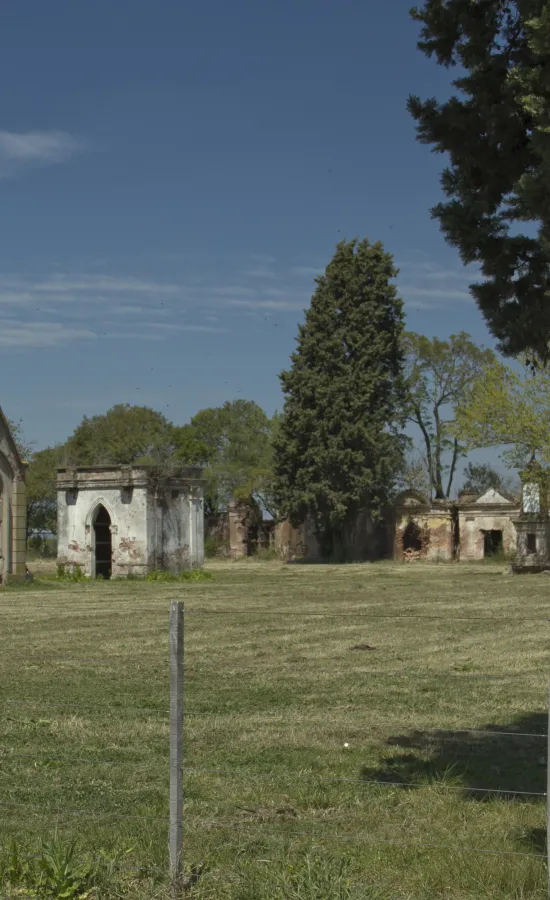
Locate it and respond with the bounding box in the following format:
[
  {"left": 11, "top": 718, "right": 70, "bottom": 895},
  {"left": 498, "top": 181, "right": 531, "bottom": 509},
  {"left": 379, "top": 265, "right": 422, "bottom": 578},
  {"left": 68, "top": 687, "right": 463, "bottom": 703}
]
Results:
[
  {"left": 57, "top": 485, "right": 149, "bottom": 577},
  {"left": 161, "top": 489, "right": 204, "bottom": 573},
  {"left": 57, "top": 466, "right": 205, "bottom": 577},
  {"left": 458, "top": 511, "right": 518, "bottom": 560}
]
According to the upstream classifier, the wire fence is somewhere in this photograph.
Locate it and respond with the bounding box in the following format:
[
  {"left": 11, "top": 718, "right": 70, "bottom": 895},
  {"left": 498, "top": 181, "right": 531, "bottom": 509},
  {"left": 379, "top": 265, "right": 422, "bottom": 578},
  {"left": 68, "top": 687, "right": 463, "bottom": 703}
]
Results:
[{"left": 0, "top": 600, "right": 548, "bottom": 897}]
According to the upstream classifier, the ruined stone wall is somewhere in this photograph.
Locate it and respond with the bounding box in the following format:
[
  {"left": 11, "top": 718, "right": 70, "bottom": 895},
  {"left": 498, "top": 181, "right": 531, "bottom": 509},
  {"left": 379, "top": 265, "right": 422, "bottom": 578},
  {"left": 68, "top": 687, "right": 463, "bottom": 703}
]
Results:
[
  {"left": 275, "top": 521, "right": 304, "bottom": 560},
  {"left": 228, "top": 502, "right": 249, "bottom": 559},
  {"left": 394, "top": 512, "right": 453, "bottom": 562},
  {"left": 275, "top": 516, "right": 380, "bottom": 562},
  {"left": 458, "top": 511, "right": 517, "bottom": 560},
  {"left": 228, "top": 500, "right": 264, "bottom": 559}
]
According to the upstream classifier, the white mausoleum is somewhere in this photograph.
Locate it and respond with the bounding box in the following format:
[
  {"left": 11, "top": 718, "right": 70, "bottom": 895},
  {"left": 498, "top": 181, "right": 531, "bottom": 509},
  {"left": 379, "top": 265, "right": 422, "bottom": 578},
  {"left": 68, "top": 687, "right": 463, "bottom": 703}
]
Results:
[{"left": 56, "top": 465, "right": 205, "bottom": 578}]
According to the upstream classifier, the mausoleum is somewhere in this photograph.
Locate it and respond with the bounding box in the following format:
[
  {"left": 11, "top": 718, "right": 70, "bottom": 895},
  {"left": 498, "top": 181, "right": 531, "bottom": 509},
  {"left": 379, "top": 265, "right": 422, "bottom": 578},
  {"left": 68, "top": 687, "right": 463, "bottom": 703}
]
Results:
[{"left": 56, "top": 465, "right": 205, "bottom": 578}]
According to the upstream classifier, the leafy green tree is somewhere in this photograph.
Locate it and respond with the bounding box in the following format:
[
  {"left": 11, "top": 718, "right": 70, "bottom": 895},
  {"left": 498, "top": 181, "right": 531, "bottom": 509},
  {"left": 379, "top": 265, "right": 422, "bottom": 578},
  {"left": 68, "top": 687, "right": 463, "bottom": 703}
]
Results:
[
  {"left": 190, "top": 400, "right": 277, "bottom": 517},
  {"left": 274, "top": 238, "right": 407, "bottom": 560},
  {"left": 456, "top": 357, "right": 550, "bottom": 467},
  {"left": 6, "top": 417, "right": 34, "bottom": 461},
  {"left": 461, "top": 462, "right": 516, "bottom": 496},
  {"left": 404, "top": 332, "right": 496, "bottom": 499},
  {"left": 5, "top": 417, "right": 61, "bottom": 537},
  {"left": 397, "top": 450, "right": 431, "bottom": 497},
  {"left": 26, "top": 446, "right": 63, "bottom": 537},
  {"left": 408, "top": 0, "right": 550, "bottom": 360},
  {"left": 64, "top": 404, "right": 205, "bottom": 467}
]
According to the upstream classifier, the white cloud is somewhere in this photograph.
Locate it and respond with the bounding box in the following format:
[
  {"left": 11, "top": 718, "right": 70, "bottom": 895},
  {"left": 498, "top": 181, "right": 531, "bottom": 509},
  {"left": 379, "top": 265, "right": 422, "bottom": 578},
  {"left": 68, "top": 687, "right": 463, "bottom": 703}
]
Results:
[
  {"left": 228, "top": 298, "right": 305, "bottom": 311},
  {"left": 103, "top": 304, "right": 174, "bottom": 317},
  {"left": 0, "top": 256, "right": 315, "bottom": 349},
  {"left": 249, "top": 254, "right": 276, "bottom": 265},
  {"left": 0, "top": 274, "right": 183, "bottom": 295},
  {"left": 243, "top": 267, "right": 276, "bottom": 279},
  {"left": 400, "top": 285, "right": 473, "bottom": 302},
  {"left": 263, "top": 287, "right": 295, "bottom": 298},
  {"left": 138, "top": 322, "right": 226, "bottom": 333},
  {"left": 207, "top": 285, "right": 256, "bottom": 297},
  {"left": 0, "top": 270, "right": 220, "bottom": 348},
  {"left": 0, "top": 130, "right": 87, "bottom": 177},
  {"left": 290, "top": 265, "right": 322, "bottom": 278},
  {"left": 0, "top": 291, "right": 35, "bottom": 305},
  {"left": 396, "top": 258, "right": 479, "bottom": 309},
  {"left": 0, "top": 320, "right": 96, "bottom": 347},
  {"left": 102, "top": 332, "right": 166, "bottom": 342}
]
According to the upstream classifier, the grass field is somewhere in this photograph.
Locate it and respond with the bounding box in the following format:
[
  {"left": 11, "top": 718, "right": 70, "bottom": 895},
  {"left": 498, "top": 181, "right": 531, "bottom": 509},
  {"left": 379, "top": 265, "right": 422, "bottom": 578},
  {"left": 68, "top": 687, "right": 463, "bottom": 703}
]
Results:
[{"left": 0, "top": 560, "right": 548, "bottom": 899}]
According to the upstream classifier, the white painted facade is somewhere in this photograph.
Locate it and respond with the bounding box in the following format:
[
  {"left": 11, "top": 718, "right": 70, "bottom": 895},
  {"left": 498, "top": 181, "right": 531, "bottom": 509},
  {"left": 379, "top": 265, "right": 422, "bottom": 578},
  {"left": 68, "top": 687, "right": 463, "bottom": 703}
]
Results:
[
  {"left": 56, "top": 465, "right": 204, "bottom": 578},
  {"left": 458, "top": 489, "right": 519, "bottom": 560}
]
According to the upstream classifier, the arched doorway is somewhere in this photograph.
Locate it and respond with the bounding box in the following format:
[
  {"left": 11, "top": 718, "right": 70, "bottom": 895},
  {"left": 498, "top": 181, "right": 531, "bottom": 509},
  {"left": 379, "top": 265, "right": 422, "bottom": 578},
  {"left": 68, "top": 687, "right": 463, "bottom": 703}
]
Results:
[{"left": 93, "top": 505, "right": 112, "bottom": 579}]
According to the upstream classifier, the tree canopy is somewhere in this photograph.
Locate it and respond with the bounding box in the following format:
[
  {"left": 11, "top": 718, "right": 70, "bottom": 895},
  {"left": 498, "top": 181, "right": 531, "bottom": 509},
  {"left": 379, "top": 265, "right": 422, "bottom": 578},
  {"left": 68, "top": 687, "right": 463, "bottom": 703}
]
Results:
[
  {"left": 25, "top": 446, "right": 63, "bottom": 537},
  {"left": 20, "top": 401, "right": 278, "bottom": 539},
  {"left": 408, "top": 0, "right": 550, "bottom": 360},
  {"left": 274, "top": 237, "right": 407, "bottom": 559},
  {"left": 403, "top": 331, "right": 495, "bottom": 498},
  {"left": 6, "top": 417, "right": 34, "bottom": 462},
  {"left": 397, "top": 451, "right": 432, "bottom": 497},
  {"left": 461, "top": 461, "right": 516, "bottom": 496},
  {"left": 64, "top": 404, "right": 206, "bottom": 467},
  {"left": 456, "top": 357, "right": 550, "bottom": 467},
  {"left": 190, "top": 400, "right": 278, "bottom": 517}
]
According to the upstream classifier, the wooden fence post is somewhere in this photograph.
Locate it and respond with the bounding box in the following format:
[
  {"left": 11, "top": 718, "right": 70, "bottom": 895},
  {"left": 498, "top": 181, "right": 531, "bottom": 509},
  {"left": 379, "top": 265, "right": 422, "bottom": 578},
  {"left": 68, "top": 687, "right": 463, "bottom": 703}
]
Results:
[{"left": 170, "top": 601, "right": 184, "bottom": 892}]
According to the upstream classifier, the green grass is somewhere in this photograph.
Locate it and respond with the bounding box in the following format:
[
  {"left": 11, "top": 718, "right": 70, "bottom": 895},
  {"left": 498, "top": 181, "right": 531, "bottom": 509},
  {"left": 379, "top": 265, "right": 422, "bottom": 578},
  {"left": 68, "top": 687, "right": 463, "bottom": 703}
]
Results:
[{"left": 0, "top": 559, "right": 548, "bottom": 898}]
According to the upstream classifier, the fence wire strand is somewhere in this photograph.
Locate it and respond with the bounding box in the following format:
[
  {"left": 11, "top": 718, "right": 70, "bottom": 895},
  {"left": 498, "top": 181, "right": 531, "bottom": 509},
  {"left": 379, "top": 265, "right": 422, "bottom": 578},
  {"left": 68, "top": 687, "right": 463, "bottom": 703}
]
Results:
[
  {"left": 0, "top": 800, "right": 167, "bottom": 823},
  {"left": 3, "top": 606, "right": 550, "bottom": 624},
  {"left": 3, "top": 698, "right": 546, "bottom": 740},
  {"left": 181, "top": 766, "right": 547, "bottom": 797},
  {"left": 0, "top": 753, "right": 542, "bottom": 798},
  {"left": 192, "top": 819, "right": 546, "bottom": 859}
]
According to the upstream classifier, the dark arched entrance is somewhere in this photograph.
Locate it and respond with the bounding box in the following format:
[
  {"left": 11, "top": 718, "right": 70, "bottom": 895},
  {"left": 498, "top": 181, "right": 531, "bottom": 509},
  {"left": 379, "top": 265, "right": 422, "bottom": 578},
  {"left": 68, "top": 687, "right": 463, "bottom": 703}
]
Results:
[
  {"left": 93, "top": 505, "right": 112, "bottom": 579},
  {"left": 402, "top": 519, "right": 423, "bottom": 552}
]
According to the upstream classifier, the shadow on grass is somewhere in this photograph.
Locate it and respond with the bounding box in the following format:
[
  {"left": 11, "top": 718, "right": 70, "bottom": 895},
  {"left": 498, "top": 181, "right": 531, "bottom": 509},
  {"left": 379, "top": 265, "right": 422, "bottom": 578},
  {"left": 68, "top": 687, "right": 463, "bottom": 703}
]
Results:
[{"left": 360, "top": 711, "right": 547, "bottom": 804}]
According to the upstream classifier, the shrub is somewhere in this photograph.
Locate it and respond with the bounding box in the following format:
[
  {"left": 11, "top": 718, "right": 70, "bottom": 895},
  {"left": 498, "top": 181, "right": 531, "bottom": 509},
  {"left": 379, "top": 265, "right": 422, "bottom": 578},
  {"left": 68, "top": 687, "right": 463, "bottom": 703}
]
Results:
[
  {"left": 254, "top": 547, "right": 280, "bottom": 562},
  {"left": 0, "top": 836, "right": 128, "bottom": 899},
  {"left": 56, "top": 564, "right": 86, "bottom": 582},
  {"left": 144, "top": 568, "right": 214, "bottom": 583},
  {"left": 204, "top": 535, "right": 229, "bottom": 558}
]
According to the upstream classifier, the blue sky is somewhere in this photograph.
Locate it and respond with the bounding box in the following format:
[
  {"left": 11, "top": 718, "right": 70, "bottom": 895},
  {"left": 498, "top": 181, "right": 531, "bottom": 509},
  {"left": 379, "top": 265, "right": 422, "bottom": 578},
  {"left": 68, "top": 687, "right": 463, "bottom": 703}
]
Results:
[{"left": 0, "top": 0, "right": 499, "bottom": 467}]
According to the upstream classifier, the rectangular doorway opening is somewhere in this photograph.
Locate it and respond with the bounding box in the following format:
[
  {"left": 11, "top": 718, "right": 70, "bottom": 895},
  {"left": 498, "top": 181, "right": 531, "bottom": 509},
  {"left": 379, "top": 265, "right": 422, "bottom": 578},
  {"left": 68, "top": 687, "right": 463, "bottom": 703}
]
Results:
[
  {"left": 527, "top": 533, "right": 537, "bottom": 555},
  {"left": 483, "top": 529, "right": 503, "bottom": 558}
]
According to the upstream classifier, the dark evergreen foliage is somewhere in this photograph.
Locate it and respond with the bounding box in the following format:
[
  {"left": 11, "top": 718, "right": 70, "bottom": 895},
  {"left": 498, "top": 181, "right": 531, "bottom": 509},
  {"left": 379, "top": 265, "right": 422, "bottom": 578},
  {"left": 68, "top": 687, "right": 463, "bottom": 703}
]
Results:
[
  {"left": 408, "top": 0, "right": 550, "bottom": 360},
  {"left": 274, "top": 239, "right": 407, "bottom": 560}
]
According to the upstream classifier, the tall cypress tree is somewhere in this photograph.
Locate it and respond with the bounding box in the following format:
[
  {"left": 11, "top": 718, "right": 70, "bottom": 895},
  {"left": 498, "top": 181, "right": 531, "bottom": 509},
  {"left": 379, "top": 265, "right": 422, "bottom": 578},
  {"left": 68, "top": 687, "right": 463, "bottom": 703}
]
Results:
[{"left": 274, "top": 238, "right": 407, "bottom": 560}]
